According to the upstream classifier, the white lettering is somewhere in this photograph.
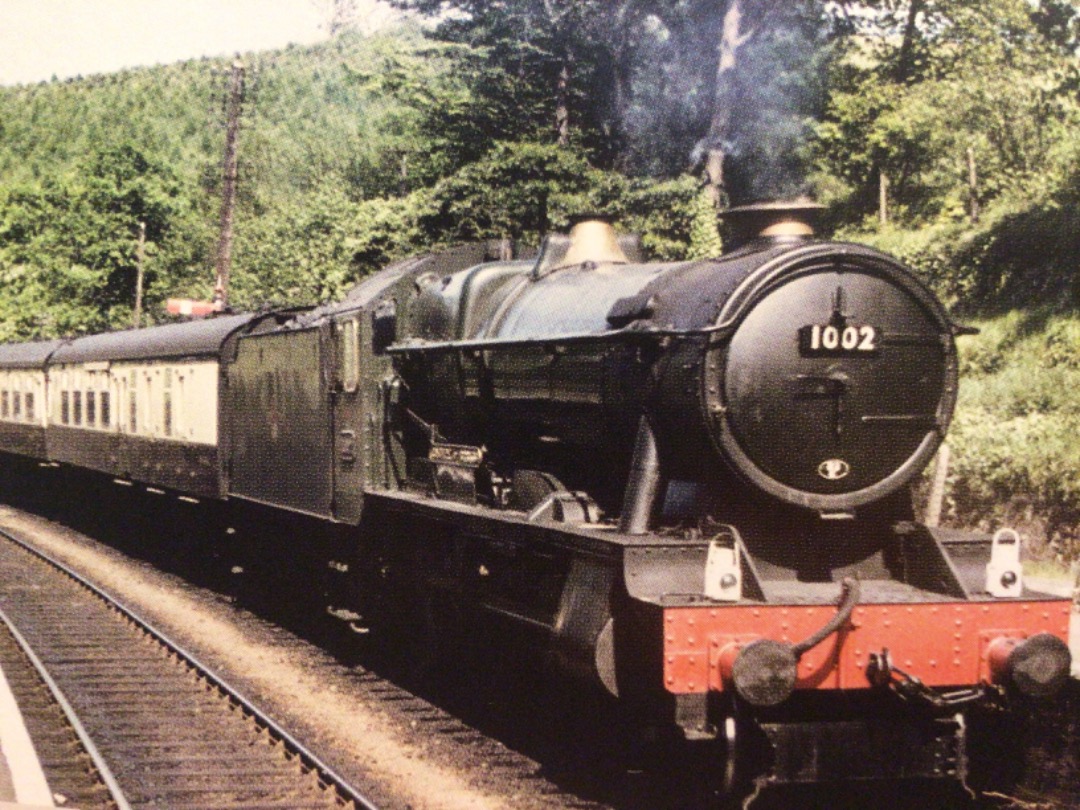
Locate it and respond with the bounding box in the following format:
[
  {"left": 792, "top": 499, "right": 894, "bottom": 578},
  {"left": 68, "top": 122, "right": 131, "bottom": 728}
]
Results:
[{"left": 859, "top": 325, "right": 877, "bottom": 350}]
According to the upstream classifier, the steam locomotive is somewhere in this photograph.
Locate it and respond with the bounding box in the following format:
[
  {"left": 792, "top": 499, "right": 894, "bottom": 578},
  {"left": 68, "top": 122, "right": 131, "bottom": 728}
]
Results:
[{"left": 0, "top": 203, "right": 1071, "bottom": 796}]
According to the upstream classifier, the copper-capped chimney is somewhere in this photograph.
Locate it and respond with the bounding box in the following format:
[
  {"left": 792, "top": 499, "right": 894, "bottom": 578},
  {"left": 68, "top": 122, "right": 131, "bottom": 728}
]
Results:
[{"left": 719, "top": 201, "right": 825, "bottom": 252}]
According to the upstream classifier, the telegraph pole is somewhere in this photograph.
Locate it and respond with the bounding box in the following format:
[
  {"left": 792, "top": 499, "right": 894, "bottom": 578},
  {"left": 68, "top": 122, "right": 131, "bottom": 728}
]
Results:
[
  {"left": 133, "top": 221, "right": 146, "bottom": 328},
  {"left": 212, "top": 60, "right": 245, "bottom": 312},
  {"left": 967, "top": 146, "right": 980, "bottom": 224},
  {"left": 878, "top": 171, "right": 889, "bottom": 228}
]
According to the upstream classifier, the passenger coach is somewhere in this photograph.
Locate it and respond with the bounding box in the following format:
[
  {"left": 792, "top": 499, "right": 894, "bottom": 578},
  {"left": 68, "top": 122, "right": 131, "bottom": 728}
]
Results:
[
  {"left": 0, "top": 339, "right": 64, "bottom": 460},
  {"left": 0, "top": 314, "right": 295, "bottom": 498}
]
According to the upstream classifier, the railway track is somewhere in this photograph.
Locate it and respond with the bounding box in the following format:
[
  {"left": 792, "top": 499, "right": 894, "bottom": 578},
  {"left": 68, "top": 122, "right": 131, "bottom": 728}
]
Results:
[
  {"left": 0, "top": 495, "right": 625, "bottom": 810},
  {"left": 0, "top": 527, "right": 380, "bottom": 810},
  {"left": 1, "top": 495, "right": 1074, "bottom": 810}
]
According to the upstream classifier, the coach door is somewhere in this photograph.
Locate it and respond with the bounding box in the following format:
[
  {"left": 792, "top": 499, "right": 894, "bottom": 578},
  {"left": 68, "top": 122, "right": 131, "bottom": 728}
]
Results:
[{"left": 332, "top": 315, "right": 365, "bottom": 523}]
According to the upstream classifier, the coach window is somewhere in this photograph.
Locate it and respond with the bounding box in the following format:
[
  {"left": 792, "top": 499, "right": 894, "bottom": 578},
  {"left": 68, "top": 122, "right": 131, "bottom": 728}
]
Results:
[
  {"left": 143, "top": 372, "right": 153, "bottom": 434},
  {"left": 12, "top": 391, "right": 21, "bottom": 421},
  {"left": 25, "top": 392, "right": 35, "bottom": 423},
  {"left": 177, "top": 372, "right": 186, "bottom": 438},
  {"left": 163, "top": 368, "right": 173, "bottom": 437},
  {"left": 73, "top": 390, "right": 82, "bottom": 426},
  {"left": 87, "top": 390, "right": 97, "bottom": 427},
  {"left": 61, "top": 391, "right": 70, "bottom": 425},
  {"left": 341, "top": 318, "right": 360, "bottom": 393},
  {"left": 100, "top": 391, "right": 110, "bottom": 428}
]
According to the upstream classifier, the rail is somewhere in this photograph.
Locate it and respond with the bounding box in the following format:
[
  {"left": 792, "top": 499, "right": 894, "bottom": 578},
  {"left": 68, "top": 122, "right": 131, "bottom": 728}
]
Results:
[
  {"left": 0, "top": 527, "right": 381, "bottom": 810},
  {"left": 0, "top": 605, "right": 133, "bottom": 810}
]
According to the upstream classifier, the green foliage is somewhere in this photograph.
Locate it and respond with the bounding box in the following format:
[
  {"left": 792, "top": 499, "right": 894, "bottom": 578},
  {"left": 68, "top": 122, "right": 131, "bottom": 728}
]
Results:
[
  {"left": 230, "top": 184, "right": 361, "bottom": 309},
  {"left": 0, "top": 142, "right": 205, "bottom": 337},
  {"left": 945, "top": 309, "right": 1080, "bottom": 556},
  {"left": 814, "top": 0, "right": 1080, "bottom": 226},
  {"left": 617, "top": 176, "right": 722, "bottom": 261},
  {"left": 0, "top": 28, "right": 444, "bottom": 334},
  {"left": 341, "top": 34, "right": 469, "bottom": 187},
  {"left": 349, "top": 144, "right": 715, "bottom": 266},
  {"left": 346, "top": 191, "right": 436, "bottom": 275},
  {"left": 846, "top": 161, "right": 1080, "bottom": 314},
  {"left": 424, "top": 141, "right": 620, "bottom": 241},
  {"left": 685, "top": 188, "right": 725, "bottom": 260}
]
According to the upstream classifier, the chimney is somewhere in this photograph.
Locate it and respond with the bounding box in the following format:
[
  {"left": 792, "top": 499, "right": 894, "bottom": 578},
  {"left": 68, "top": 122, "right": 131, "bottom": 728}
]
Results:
[{"left": 719, "top": 201, "right": 825, "bottom": 252}]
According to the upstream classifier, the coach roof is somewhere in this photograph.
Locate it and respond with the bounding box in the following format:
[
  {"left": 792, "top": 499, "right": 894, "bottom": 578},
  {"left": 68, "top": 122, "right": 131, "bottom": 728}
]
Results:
[
  {"left": 0, "top": 339, "right": 66, "bottom": 370},
  {"left": 49, "top": 313, "right": 260, "bottom": 365}
]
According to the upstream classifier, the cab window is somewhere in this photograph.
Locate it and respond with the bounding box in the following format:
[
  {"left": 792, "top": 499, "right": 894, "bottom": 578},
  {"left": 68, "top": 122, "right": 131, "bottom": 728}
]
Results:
[{"left": 340, "top": 319, "right": 360, "bottom": 393}]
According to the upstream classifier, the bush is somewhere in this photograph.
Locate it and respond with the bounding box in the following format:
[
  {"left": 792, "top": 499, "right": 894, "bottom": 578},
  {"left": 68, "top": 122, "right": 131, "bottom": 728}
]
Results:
[{"left": 942, "top": 310, "right": 1080, "bottom": 561}]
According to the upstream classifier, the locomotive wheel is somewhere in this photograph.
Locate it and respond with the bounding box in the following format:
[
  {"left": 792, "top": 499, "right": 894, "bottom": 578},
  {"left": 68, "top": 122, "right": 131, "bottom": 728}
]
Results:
[
  {"left": 225, "top": 506, "right": 332, "bottom": 621},
  {"left": 345, "top": 538, "right": 458, "bottom": 685}
]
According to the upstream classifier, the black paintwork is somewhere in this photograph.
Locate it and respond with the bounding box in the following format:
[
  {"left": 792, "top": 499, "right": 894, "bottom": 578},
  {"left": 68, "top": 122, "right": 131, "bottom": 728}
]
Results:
[
  {"left": 383, "top": 237, "right": 957, "bottom": 515},
  {"left": 0, "top": 229, "right": 1063, "bottom": 788},
  {"left": 227, "top": 327, "right": 334, "bottom": 517},
  {"left": 0, "top": 421, "right": 47, "bottom": 459}
]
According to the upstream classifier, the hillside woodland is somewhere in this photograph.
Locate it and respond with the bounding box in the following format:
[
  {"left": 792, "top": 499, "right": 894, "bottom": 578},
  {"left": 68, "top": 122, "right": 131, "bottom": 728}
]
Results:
[{"left": 0, "top": 0, "right": 1078, "bottom": 557}]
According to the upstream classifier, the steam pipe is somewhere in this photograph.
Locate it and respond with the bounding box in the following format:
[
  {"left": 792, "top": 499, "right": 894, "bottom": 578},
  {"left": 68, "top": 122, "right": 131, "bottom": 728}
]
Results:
[
  {"left": 730, "top": 578, "right": 862, "bottom": 707},
  {"left": 792, "top": 578, "right": 861, "bottom": 658},
  {"left": 619, "top": 417, "right": 662, "bottom": 535}
]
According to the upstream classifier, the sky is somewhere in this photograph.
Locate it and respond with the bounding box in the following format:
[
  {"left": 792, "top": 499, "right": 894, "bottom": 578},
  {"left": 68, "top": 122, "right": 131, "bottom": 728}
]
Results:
[{"left": 0, "top": 1, "right": 399, "bottom": 86}]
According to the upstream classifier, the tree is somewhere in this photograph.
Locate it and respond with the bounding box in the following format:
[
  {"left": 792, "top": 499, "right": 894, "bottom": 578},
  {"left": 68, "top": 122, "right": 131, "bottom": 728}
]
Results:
[
  {"left": 231, "top": 184, "right": 366, "bottom": 308},
  {"left": 815, "top": 0, "right": 1080, "bottom": 224},
  {"left": 424, "top": 140, "right": 617, "bottom": 241},
  {"left": 390, "top": 0, "right": 836, "bottom": 204},
  {"left": 385, "top": 0, "right": 628, "bottom": 166},
  {"left": 0, "top": 142, "right": 202, "bottom": 337}
]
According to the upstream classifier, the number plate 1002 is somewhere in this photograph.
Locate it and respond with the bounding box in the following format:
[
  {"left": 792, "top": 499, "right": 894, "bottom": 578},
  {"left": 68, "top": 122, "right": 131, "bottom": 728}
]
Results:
[{"left": 798, "top": 323, "right": 879, "bottom": 356}]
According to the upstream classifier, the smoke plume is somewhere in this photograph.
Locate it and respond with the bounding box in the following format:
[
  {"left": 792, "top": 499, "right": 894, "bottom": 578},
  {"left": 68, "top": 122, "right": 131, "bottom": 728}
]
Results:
[{"left": 621, "top": 0, "right": 833, "bottom": 204}]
